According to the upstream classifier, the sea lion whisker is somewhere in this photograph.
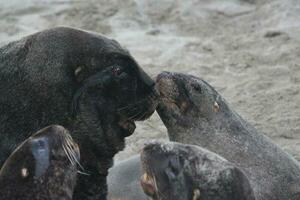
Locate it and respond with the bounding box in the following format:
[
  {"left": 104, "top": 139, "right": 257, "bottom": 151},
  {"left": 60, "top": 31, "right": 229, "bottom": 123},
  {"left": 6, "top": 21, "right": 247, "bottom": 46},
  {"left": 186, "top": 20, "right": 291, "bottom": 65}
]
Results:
[
  {"left": 117, "top": 96, "right": 152, "bottom": 111},
  {"left": 64, "top": 139, "right": 85, "bottom": 170},
  {"left": 77, "top": 170, "right": 90, "bottom": 176},
  {"left": 117, "top": 105, "right": 138, "bottom": 114},
  {"left": 62, "top": 144, "right": 75, "bottom": 166},
  {"left": 128, "top": 110, "right": 144, "bottom": 120},
  {"left": 137, "top": 111, "right": 148, "bottom": 121},
  {"left": 63, "top": 139, "right": 76, "bottom": 165}
]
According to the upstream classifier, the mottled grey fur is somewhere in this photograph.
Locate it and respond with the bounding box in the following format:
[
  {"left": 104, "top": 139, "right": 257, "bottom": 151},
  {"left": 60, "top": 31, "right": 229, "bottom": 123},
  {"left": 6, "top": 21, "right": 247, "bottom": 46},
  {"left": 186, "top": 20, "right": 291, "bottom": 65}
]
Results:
[
  {"left": 156, "top": 72, "right": 300, "bottom": 200},
  {"left": 141, "top": 142, "right": 255, "bottom": 200}
]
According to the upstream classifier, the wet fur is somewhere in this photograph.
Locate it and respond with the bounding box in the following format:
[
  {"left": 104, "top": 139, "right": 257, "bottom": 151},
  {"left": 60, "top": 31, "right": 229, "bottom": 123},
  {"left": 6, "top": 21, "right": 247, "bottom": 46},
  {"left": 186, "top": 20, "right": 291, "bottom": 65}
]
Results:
[
  {"left": 0, "top": 125, "right": 79, "bottom": 200},
  {"left": 0, "top": 27, "right": 156, "bottom": 199}
]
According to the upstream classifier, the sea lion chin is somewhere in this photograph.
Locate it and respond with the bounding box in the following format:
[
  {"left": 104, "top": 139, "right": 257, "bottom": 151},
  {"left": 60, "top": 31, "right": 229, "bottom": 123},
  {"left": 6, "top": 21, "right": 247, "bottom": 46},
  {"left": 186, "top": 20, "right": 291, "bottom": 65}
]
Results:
[
  {"left": 0, "top": 125, "right": 80, "bottom": 200},
  {"left": 140, "top": 141, "right": 255, "bottom": 200}
]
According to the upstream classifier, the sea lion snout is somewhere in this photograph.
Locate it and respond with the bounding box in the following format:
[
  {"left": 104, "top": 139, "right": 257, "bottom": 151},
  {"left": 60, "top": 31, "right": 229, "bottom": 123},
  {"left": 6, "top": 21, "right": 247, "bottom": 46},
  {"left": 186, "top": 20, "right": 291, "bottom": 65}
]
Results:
[
  {"left": 155, "top": 71, "right": 178, "bottom": 98},
  {"left": 31, "top": 125, "right": 80, "bottom": 168},
  {"left": 156, "top": 72, "right": 193, "bottom": 111}
]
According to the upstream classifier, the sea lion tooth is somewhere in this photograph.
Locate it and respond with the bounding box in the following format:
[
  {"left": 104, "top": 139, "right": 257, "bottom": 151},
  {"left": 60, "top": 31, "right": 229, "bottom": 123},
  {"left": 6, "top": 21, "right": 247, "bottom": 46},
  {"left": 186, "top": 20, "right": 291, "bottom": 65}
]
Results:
[
  {"left": 140, "top": 173, "right": 156, "bottom": 196},
  {"left": 192, "top": 189, "right": 200, "bottom": 200},
  {"left": 75, "top": 66, "right": 83, "bottom": 77},
  {"left": 21, "top": 168, "right": 29, "bottom": 178},
  {"left": 213, "top": 101, "right": 219, "bottom": 113}
]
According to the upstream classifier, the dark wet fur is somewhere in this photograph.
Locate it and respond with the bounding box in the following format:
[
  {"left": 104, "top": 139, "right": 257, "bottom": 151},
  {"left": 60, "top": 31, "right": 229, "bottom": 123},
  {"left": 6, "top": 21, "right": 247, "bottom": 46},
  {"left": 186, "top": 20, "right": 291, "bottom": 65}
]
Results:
[
  {"left": 0, "top": 27, "right": 157, "bottom": 199},
  {"left": 0, "top": 125, "right": 79, "bottom": 200}
]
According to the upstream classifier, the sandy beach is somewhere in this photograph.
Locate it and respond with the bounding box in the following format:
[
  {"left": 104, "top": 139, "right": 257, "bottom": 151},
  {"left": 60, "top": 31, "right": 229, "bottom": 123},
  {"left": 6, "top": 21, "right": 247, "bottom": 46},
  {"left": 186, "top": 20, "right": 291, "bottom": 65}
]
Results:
[{"left": 0, "top": 0, "right": 299, "bottom": 162}]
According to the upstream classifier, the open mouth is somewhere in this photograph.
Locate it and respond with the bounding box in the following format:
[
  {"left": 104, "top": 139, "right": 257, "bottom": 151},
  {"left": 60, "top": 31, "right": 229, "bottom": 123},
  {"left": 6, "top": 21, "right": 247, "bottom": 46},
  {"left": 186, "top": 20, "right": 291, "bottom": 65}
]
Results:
[
  {"left": 140, "top": 172, "right": 158, "bottom": 198},
  {"left": 118, "top": 119, "right": 136, "bottom": 137}
]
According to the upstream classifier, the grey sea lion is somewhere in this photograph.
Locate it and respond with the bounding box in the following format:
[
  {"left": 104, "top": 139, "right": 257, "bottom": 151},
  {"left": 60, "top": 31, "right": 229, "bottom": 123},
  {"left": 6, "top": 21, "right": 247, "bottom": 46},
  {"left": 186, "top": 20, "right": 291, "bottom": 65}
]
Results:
[
  {"left": 0, "top": 27, "right": 158, "bottom": 199},
  {"left": 0, "top": 125, "right": 79, "bottom": 200},
  {"left": 155, "top": 72, "right": 300, "bottom": 200},
  {"left": 140, "top": 141, "right": 255, "bottom": 200}
]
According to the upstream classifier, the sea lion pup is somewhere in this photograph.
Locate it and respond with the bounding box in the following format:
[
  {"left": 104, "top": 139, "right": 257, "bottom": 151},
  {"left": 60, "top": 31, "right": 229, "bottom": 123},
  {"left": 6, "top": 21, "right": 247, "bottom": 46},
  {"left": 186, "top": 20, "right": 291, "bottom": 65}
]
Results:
[
  {"left": 0, "top": 27, "right": 158, "bottom": 199},
  {"left": 0, "top": 125, "right": 79, "bottom": 200},
  {"left": 156, "top": 72, "right": 300, "bottom": 200},
  {"left": 140, "top": 141, "right": 255, "bottom": 200}
]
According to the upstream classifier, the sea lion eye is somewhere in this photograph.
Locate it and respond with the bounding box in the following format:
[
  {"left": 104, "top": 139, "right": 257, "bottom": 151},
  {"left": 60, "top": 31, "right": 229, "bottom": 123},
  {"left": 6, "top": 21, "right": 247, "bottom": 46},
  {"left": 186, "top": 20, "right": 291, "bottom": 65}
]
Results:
[
  {"left": 191, "top": 82, "right": 202, "bottom": 93},
  {"left": 112, "top": 66, "right": 122, "bottom": 76}
]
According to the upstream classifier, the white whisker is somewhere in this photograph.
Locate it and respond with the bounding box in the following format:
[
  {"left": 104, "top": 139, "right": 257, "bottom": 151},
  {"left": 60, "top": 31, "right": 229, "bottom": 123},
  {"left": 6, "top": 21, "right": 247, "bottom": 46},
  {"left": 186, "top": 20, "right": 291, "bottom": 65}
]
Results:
[
  {"left": 77, "top": 170, "right": 90, "bottom": 176},
  {"left": 62, "top": 144, "right": 75, "bottom": 166}
]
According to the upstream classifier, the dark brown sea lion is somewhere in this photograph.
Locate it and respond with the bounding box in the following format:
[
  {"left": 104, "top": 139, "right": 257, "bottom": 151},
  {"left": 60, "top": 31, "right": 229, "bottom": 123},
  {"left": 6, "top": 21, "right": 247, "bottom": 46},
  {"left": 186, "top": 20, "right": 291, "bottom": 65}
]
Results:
[
  {"left": 0, "top": 27, "right": 158, "bottom": 199},
  {"left": 140, "top": 141, "right": 255, "bottom": 200},
  {"left": 155, "top": 72, "right": 300, "bottom": 200},
  {"left": 0, "top": 125, "right": 79, "bottom": 200}
]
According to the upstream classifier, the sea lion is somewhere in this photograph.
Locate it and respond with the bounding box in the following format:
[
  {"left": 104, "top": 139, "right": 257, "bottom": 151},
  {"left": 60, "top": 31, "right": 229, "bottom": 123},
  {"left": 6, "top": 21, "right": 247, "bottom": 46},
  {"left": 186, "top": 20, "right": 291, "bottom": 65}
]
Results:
[
  {"left": 140, "top": 141, "right": 255, "bottom": 200},
  {"left": 0, "top": 125, "right": 79, "bottom": 200},
  {"left": 0, "top": 27, "right": 158, "bottom": 199},
  {"left": 155, "top": 71, "right": 300, "bottom": 200}
]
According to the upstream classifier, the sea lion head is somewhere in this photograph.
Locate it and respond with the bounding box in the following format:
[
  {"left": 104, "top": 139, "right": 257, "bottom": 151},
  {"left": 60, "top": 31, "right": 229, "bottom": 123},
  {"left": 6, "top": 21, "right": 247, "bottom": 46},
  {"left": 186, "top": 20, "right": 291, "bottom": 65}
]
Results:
[
  {"left": 155, "top": 71, "right": 228, "bottom": 133},
  {"left": 0, "top": 125, "right": 80, "bottom": 199},
  {"left": 140, "top": 142, "right": 195, "bottom": 200},
  {"left": 71, "top": 44, "right": 159, "bottom": 155},
  {"left": 72, "top": 41, "right": 158, "bottom": 123},
  {"left": 140, "top": 141, "right": 255, "bottom": 200}
]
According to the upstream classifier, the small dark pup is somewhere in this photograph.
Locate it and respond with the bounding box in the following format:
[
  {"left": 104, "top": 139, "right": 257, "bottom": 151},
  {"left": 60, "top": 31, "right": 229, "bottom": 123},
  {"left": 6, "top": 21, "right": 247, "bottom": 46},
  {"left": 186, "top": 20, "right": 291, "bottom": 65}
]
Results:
[{"left": 0, "top": 125, "right": 79, "bottom": 200}]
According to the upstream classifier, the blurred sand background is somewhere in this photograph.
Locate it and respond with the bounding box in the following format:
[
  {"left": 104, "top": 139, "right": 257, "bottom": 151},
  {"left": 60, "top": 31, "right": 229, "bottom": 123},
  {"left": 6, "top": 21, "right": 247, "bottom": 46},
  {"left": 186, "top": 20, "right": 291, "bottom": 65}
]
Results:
[{"left": 0, "top": 0, "right": 299, "bottom": 162}]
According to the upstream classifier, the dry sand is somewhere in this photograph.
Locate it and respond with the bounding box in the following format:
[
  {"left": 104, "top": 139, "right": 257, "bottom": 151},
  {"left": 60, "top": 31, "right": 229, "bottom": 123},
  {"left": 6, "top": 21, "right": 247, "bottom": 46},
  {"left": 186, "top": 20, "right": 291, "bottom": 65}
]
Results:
[{"left": 0, "top": 0, "right": 299, "bottom": 161}]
